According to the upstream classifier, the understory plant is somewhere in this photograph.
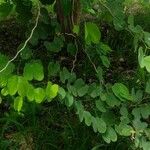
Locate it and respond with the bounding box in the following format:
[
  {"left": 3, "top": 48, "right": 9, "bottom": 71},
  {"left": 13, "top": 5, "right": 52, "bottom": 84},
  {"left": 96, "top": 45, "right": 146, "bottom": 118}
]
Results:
[{"left": 0, "top": 0, "right": 150, "bottom": 149}]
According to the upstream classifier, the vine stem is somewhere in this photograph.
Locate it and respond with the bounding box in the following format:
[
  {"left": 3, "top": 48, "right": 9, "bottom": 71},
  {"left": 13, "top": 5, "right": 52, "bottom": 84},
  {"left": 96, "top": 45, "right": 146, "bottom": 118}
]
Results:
[{"left": 0, "top": 3, "right": 41, "bottom": 73}]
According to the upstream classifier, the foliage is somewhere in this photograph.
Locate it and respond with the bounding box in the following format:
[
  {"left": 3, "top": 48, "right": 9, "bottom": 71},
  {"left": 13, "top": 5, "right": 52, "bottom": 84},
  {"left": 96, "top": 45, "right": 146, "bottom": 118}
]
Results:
[{"left": 0, "top": 0, "right": 150, "bottom": 149}]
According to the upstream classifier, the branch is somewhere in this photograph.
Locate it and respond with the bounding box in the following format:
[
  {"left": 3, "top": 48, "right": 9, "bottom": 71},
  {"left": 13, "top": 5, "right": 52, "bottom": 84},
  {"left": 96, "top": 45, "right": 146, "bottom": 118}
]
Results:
[{"left": 0, "top": 3, "right": 41, "bottom": 73}]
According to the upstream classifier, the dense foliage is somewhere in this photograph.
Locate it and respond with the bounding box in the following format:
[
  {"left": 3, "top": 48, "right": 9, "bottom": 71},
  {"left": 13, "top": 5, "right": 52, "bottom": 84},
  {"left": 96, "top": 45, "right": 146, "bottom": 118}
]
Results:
[{"left": 0, "top": 0, "right": 150, "bottom": 149}]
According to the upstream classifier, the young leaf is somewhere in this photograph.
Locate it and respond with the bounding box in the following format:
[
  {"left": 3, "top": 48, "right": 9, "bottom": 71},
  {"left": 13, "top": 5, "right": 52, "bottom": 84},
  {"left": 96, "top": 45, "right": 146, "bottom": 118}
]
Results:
[
  {"left": 14, "top": 96, "right": 23, "bottom": 112},
  {"left": 34, "top": 88, "right": 45, "bottom": 103},
  {"left": 46, "top": 82, "right": 59, "bottom": 100},
  {"left": 7, "top": 75, "right": 18, "bottom": 96}
]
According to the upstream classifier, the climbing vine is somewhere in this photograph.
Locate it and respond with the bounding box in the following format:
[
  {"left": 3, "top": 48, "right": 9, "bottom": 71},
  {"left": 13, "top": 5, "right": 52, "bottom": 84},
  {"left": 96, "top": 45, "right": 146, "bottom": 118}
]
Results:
[{"left": 0, "top": 0, "right": 150, "bottom": 149}]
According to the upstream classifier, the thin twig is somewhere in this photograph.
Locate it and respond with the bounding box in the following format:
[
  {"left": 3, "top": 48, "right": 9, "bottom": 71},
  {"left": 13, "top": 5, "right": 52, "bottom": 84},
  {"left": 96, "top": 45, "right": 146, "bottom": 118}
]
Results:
[
  {"left": 0, "top": 3, "right": 41, "bottom": 73},
  {"left": 71, "top": 40, "right": 78, "bottom": 73}
]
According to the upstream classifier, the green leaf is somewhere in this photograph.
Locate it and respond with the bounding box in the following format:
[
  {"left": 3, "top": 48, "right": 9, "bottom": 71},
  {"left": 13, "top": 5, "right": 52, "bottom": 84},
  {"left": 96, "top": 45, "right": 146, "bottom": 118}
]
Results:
[
  {"left": 115, "top": 124, "right": 133, "bottom": 136},
  {"left": 96, "top": 100, "right": 106, "bottom": 112},
  {"left": 17, "top": 77, "right": 29, "bottom": 97},
  {"left": 33, "top": 62, "right": 44, "bottom": 81},
  {"left": 85, "top": 22, "right": 101, "bottom": 44},
  {"left": 46, "top": 82, "right": 59, "bottom": 100},
  {"left": 65, "top": 92, "right": 74, "bottom": 107},
  {"left": 96, "top": 117, "right": 107, "bottom": 133},
  {"left": 77, "top": 85, "right": 89, "bottom": 97},
  {"left": 23, "top": 61, "right": 44, "bottom": 81},
  {"left": 34, "top": 88, "right": 45, "bottom": 103},
  {"left": 138, "top": 47, "right": 145, "bottom": 68},
  {"left": 144, "top": 32, "right": 150, "bottom": 47},
  {"left": 58, "top": 87, "right": 66, "bottom": 99},
  {"left": 83, "top": 111, "right": 92, "bottom": 126},
  {"left": 7, "top": 75, "right": 18, "bottom": 96},
  {"left": 1, "top": 87, "right": 8, "bottom": 96},
  {"left": 48, "top": 62, "right": 60, "bottom": 77},
  {"left": 143, "top": 56, "right": 150, "bottom": 73},
  {"left": 26, "top": 84, "right": 35, "bottom": 101},
  {"left": 112, "top": 83, "right": 133, "bottom": 101},
  {"left": 100, "top": 56, "right": 110, "bottom": 68},
  {"left": 103, "top": 127, "right": 117, "bottom": 143},
  {"left": 14, "top": 96, "right": 23, "bottom": 112}
]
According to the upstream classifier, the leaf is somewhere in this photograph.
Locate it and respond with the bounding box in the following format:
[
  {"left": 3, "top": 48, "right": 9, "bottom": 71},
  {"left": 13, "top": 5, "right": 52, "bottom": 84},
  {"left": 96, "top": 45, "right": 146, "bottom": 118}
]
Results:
[
  {"left": 77, "top": 85, "right": 89, "bottom": 97},
  {"left": 115, "top": 124, "right": 133, "bottom": 136},
  {"left": 46, "top": 82, "right": 59, "bottom": 100},
  {"left": 83, "top": 111, "right": 92, "bottom": 126},
  {"left": 100, "top": 55, "right": 110, "bottom": 68},
  {"left": 33, "top": 62, "right": 44, "bottom": 81},
  {"left": 26, "top": 84, "right": 35, "bottom": 101},
  {"left": 85, "top": 22, "right": 101, "bottom": 44},
  {"left": 96, "top": 100, "right": 106, "bottom": 112},
  {"left": 17, "top": 77, "right": 29, "bottom": 97},
  {"left": 14, "top": 96, "right": 23, "bottom": 112},
  {"left": 34, "top": 88, "right": 45, "bottom": 103},
  {"left": 1, "top": 87, "right": 8, "bottom": 96},
  {"left": 23, "top": 61, "right": 44, "bottom": 81},
  {"left": 7, "top": 75, "right": 18, "bottom": 96},
  {"left": 58, "top": 87, "right": 66, "bottom": 99},
  {"left": 144, "top": 32, "right": 150, "bottom": 47},
  {"left": 112, "top": 83, "right": 133, "bottom": 101},
  {"left": 143, "top": 56, "right": 150, "bottom": 73},
  {"left": 75, "top": 101, "right": 84, "bottom": 122},
  {"left": 138, "top": 47, "right": 145, "bottom": 68},
  {"left": 96, "top": 117, "right": 107, "bottom": 133},
  {"left": 65, "top": 92, "right": 74, "bottom": 107},
  {"left": 48, "top": 62, "right": 60, "bottom": 77},
  {"left": 103, "top": 127, "right": 117, "bottom": 143}
]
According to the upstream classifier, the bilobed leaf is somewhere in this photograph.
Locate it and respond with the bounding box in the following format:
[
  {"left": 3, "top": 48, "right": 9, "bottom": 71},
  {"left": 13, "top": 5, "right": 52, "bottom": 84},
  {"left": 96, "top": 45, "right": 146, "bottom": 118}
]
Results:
[
  {"left": 14, "top": 96, "right": 23, "bottom": 112},
  {"left": 34, "top": 88, "right": 45, "bottom": 103},
  {"left": 17, "top": 77, "right": 29, "bottom": 97},
  {"left": 103, "top": 127, "right": 117, "bottom": 143},
  {"left": 23, "top": 61, "right": 44, "bottom": 81},
  {"left": 46, "top": 82, "right": 59, "bottom": 100},
  {"left": 7, "top": 75, "right": 18, "bottom": 96}
]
